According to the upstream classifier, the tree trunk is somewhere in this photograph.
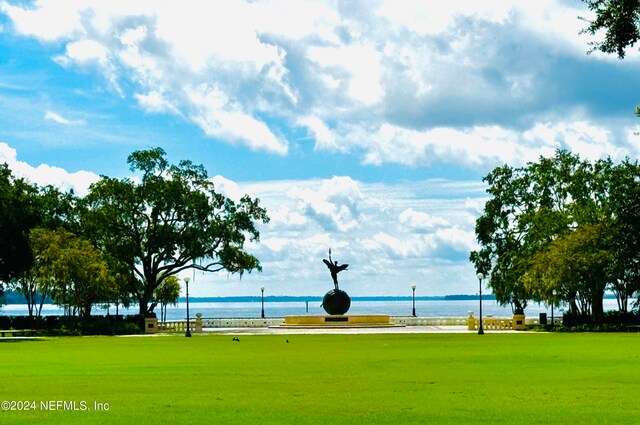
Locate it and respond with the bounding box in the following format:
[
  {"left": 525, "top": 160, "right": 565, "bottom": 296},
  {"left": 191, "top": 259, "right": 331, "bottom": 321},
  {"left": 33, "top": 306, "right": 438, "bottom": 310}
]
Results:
[
  {"left": 591, "top": 286, "right": 605, "bottom": 324},
  {"left": 137, "top": 297, "right": 150, "bottom": 316},
  {"left": 138, "top": 287, "right": 155, "bottom": 316},
  {"left": 81, "top": 305, "right": 91, "bottom": 319},
  {"left": 138, "top": 274, "right": 157, "bottom": 316}
]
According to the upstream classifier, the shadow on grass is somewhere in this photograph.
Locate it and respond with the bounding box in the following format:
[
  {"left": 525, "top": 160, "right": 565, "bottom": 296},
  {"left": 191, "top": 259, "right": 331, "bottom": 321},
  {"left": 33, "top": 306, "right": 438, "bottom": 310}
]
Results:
[{"left": 0, "top": 337, "right": 44, "bottom": 343}]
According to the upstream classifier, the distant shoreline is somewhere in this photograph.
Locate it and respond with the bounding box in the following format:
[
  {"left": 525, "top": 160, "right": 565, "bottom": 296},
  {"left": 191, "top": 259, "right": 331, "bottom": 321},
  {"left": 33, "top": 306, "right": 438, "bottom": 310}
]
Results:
[
  {"left": 1, "top": 291, "right": 496, "bottom": 305},
  {"left": 2, "top": 291, "right": 617, "bottom": 305},
  {"left": 177, "top": 294, "right": 497, "bottom": 303}
]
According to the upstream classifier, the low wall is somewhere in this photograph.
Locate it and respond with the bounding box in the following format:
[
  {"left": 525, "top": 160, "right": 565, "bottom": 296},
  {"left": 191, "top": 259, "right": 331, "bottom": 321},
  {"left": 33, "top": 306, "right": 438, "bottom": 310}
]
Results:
[
  {"left": 465, "top": 315, "right": 554, "bottom": 331},
  {"left": 159, "top": 316, "right": 484, "bottom": 331},
  {"left": 468, "top": 317, "right": 513, "bottom": 330},
  {"left": 158, "top": 320, "right": 197, "bottom": 333},
  {"left": 391, "top": 317, "right": 468, "bottom": 326},
  {"left": 159, "top": 318, "right": 284, "bottom": 332}
]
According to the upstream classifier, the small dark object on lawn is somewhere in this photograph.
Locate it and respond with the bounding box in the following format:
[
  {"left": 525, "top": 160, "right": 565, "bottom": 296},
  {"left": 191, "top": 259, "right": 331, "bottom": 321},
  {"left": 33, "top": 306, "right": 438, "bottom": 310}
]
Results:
[{"left": 232, "top": 337, "right": 240, "bottom": 342}]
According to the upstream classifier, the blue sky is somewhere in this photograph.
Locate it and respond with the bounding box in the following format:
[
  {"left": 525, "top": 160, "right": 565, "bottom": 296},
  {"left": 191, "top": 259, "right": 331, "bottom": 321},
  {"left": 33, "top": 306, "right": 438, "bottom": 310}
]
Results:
[{"left": 1, "top": 1, "right": 640, "bottom": 298}]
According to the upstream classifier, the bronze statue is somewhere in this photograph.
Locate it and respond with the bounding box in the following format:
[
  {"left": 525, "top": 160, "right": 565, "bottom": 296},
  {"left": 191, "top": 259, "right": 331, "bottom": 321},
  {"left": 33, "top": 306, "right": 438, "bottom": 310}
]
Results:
[
  {"left": 322, "top": 249, "right": 348, "bottom": 290},
  {"left": 321, "top": 249, "right": 351, "bottom": 315}
]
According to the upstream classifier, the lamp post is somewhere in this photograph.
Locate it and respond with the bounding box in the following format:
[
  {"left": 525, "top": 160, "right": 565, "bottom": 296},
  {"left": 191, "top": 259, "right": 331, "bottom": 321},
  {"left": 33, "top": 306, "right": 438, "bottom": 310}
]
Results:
[
  {"left": 184, "top": 277, "right": 191, "bottom": 337},
  {"left": 260, "top": 286, "right": 265, "bottom": 319},
  {"left": 551, "top": 290, "right": 555, "bottom": 326},
  {"left": 411, "top": 284, "right": 417, "bottom": 317},
  {"left": 476, "top": 272, "right": 484, "bottom": 335}
]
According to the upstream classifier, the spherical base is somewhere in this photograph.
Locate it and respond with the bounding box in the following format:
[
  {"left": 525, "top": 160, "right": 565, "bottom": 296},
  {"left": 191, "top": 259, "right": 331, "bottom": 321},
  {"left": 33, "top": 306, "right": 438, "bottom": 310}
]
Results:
[{"left": 322, "top": 289, "right": 351, "bottom": 315}]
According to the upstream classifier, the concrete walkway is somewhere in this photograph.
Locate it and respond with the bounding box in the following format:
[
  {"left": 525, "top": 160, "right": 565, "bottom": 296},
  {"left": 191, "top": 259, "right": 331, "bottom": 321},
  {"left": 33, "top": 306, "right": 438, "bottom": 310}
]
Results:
[{"left": 202, "top": 325, "right": 520, "bottom": 335}]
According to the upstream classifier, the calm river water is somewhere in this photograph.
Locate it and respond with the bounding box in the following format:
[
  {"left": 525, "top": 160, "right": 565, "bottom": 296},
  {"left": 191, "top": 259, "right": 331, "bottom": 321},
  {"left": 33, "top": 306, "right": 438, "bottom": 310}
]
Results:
[{"left": 0, "top": 299, "right": 622, "bottom": 320}]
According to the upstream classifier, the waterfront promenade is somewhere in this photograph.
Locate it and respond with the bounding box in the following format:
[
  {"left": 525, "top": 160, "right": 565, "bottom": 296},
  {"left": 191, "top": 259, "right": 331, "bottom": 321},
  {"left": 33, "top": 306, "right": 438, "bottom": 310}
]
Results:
[
  {"left": 151, "top": 314, "right": 537, "bottom": 335},
  {"left": 201, "top": 325, "right": 493, "bottom": 335}
]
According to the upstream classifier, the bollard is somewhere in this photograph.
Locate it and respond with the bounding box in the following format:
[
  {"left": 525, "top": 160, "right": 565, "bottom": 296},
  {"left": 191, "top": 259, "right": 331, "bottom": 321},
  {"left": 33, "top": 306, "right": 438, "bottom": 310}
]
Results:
[
  {"left": 513, "top": 313, "right": 526, "bottom": 330},
  {"left": 467, "top": 311, "right": 475, "bottom": 331},
  {"left": 144, "top": 317, "right": 158, "bottom": 334},
  {"left": 539, "top": 313, "right": 547, "bottom": 325}
]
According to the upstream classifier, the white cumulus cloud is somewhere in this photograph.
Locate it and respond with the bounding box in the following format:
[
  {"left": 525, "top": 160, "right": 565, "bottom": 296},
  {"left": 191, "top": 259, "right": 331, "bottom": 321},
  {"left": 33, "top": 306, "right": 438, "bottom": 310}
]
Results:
[
  {"left": 289, "top": 176, "right": 363, "bottom": 232},
  {"left": 0, "top": 142, "right": 99, "bottom": 196},
  {"left": 5, "top": 0, "right": 632, "bottom": 168}
]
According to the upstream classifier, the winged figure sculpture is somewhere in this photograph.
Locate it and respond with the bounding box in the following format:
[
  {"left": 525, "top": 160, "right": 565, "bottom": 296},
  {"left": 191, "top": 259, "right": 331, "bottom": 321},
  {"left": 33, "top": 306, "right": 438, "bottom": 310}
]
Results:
[{"left": 322, "top": 248, "right": 348, "bottom": 290}]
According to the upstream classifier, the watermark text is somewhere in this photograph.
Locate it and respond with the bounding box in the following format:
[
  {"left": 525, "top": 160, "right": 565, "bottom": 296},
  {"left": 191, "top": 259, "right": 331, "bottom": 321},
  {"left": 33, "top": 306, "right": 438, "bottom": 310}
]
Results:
[{"left": 2, "top": 400, "right": 110, "bottom": 412}]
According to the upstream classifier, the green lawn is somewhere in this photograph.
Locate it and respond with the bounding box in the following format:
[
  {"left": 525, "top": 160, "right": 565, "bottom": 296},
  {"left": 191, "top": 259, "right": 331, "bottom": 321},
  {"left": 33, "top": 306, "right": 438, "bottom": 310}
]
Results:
[{"left": 1, "top": 332, "right": 639, "bottom": 424}]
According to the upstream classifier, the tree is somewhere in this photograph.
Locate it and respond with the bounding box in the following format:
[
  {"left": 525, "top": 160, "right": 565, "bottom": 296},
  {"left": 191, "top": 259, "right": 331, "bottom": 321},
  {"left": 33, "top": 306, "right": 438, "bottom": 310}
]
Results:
[
  {"left": 579, "top": 2, "right": 640, "bottom": 310},
  {"left": 0, "top": 164, "right": 40, "bottom": 288},
  {"left": 581, "top": 0, "right": 640, "bottom": 59},
  {"left": 83, "top": 147, "right": 269, "bottom": 316},
  {"left": 31, "top": 228, "right": 115, "bottom": 318},
  {"left": 13, "top": 267, "right": 48, "bottom": 325},
  {"left": 471, "top": 151, "right": 586, "bottom": 313},
  {"left": 473, "top": 151, "right": 640, "bottom": 321},
  {"left": 606, "top": 159, "right": 640, "bottom": 312},
  {"left": 524, "top": 223, "right": 614, "bottom": 322},
  {"left": 152, "top": 275, "right": 181, "bottom": 322}
]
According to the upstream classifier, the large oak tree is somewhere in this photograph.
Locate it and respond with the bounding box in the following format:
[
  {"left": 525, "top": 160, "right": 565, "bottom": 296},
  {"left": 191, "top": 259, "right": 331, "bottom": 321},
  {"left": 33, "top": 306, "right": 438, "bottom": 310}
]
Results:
[{"left": 83, "top": 148, "right": 269, "bottom": 316}]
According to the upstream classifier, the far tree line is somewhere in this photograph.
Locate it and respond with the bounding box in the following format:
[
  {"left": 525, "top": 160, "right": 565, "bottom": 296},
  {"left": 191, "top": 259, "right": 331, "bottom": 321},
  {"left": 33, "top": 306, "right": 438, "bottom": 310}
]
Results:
[
  {"left": 471, "top": 150, "right": 640, "bottom": 323},
  {"left": 0, "top": 147, "right": 269, "bottom": 321}
]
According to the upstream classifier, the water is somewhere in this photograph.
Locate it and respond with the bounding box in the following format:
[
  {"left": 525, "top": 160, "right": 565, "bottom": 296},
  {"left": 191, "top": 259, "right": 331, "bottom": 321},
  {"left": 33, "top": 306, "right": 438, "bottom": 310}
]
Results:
[{"left": 0, "top": 299, "right": 621, "bottom": 320}]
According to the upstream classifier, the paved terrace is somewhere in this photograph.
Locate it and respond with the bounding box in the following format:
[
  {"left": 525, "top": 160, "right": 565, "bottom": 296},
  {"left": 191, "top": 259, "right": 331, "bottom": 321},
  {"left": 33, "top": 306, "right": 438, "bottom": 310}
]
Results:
[
  {"left": 153, "top": 315, "right": 542, "bottom": 335},
  {"left": 201, "top": 325, "right": 520, "bottom": 335}
]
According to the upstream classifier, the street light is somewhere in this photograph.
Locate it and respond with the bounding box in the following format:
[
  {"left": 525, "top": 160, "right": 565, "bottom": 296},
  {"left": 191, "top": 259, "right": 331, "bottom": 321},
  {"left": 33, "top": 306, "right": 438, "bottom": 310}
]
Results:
[
  {"left": 260, "top": 286, "right": 265, "bottom": 319},
  {"left": 550, "top": 290, "right": 557, "bottom": 327},
  {"left": 411, "top": 284, "right": 417, "bottom": 317},
  {"left": 476, "top": 272, "right": 484, "bottom": 335},
  {"left": 184, "top": 277, "right": 191, "bottom": 337}
]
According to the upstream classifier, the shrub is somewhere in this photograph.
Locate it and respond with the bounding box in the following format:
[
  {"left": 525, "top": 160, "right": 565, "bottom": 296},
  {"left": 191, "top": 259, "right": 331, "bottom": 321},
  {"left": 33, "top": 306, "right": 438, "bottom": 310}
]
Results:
[{"left": 0, "top": 314, "right": 143, "bottom": 335}]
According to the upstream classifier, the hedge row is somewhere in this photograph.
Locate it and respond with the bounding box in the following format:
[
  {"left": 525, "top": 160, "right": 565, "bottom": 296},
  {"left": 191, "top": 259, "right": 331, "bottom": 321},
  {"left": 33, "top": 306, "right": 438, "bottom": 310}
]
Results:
[
  {"left": 0, "top": 314, "right": 144, "bottom": 336},
  {"left": 562, "top": 311, "right": 640, "bottom": 327}
]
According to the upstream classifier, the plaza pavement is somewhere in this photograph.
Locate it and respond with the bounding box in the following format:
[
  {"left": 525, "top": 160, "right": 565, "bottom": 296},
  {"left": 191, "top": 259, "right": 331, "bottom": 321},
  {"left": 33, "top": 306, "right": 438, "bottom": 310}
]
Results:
[{"left": 201, "top": 325, "right": 520, "bottom": 335}]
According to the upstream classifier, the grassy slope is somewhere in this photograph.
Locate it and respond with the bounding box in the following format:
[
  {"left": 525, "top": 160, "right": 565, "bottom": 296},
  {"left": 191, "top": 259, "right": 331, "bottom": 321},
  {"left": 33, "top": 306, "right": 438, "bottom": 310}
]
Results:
[{"left": 1, "top": 333, "right": 640, "bottom": 424}]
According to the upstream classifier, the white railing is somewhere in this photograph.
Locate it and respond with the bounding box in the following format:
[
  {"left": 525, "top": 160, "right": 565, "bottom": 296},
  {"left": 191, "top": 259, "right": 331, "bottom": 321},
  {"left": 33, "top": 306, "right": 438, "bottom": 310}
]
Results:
[
  {"left": 469, "top": 317, "right": 514, "bottom": 330},
  {"left": 391, "top": 317, "right": 469, "bottom": 326},
  {"left": 158, "top": 320, "right": 198, "bottom": 333},
  {"left": 156, "top": 314, "right": 560, "bottom": 332},
  {"left": 201, "top": 318, "right": 284, "bottom": 328},
  {"left": 159, "top": 316, "right": 472, "bottom": 331}
]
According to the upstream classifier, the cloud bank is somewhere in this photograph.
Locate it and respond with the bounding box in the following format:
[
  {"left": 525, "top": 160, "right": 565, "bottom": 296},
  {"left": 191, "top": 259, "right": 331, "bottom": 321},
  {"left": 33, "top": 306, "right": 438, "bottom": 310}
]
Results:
[{"left": 3, "top": 0, "right": 638, "bottom": 169}]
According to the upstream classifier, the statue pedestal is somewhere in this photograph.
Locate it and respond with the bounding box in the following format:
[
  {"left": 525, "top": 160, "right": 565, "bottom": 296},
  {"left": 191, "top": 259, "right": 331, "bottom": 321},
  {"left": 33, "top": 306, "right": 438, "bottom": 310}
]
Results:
[{"left": 283, "top": 315, "right": 391, "bottom": 327}]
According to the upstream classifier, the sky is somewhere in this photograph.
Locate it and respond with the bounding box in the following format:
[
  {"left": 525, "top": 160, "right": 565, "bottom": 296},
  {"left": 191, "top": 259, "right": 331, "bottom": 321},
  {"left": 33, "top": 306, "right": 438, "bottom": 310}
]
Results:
[{"left": 1, "top": 0, "right": 640, "bottom": 299}]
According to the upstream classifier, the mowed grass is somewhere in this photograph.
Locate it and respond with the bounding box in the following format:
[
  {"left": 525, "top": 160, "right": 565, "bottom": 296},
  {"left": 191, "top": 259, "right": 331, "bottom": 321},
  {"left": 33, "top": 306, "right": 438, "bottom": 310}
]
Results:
[{"left": 1, "top": 332, "right": 640, "bottom": 424}]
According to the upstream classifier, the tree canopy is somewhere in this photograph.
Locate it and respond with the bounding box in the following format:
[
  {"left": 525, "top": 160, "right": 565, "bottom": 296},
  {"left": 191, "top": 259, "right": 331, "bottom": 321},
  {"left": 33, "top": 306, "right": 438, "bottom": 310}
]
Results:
[
  {"left": 0, "top": 164, "right": 40, "bottom": 285},
  {"left": 0, "top": 148, "right": 270, "bottom": 320},
  {"left": 153, "top": 275, "right": 181, "bottom": 322},
  {"left": 29, "top": 227, "right": 115, "bottom": 318},
  {"left": 471, "top": 150, "right": 640, "bottom": 322},
  {"left": 581, "top": 0, "right": 640, "bottom": 58},
  {"left": 83, "top": 147, "right": 269, "bottom": 316}
]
